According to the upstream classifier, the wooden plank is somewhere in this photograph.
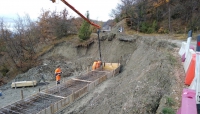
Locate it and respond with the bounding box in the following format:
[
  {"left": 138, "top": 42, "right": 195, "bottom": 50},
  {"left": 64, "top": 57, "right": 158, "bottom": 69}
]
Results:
[
  {"left": 40, "top": 92, "right": 66, "bottom": 99},
  {"left": 11, "top": 80, "right": 37, "bottom": 88},
  {"left": 71, "top": 78, "right": 92, "bottom": 83}
]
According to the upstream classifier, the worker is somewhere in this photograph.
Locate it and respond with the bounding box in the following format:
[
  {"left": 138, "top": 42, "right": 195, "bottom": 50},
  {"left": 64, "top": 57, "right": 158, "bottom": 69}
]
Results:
[
  {"left": 92, "top": 60, "right": 102, "bottom": 70},
  {"left": 55, "top": 65, "right": 62, "bottom": 85},
  {"left": 97, "top": 61, "right": 102, "bottom": 68},
  {"left": 92, "top": 60, "right": 98, "bottom": 70}
]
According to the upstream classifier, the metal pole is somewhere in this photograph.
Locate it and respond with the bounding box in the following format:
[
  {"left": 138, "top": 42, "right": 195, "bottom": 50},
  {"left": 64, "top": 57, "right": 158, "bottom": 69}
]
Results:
[
  {"left": 21, "top": 90, "right": 24, "bottom": 100},
  {"left": 97, "top": 29, "right": 102, "bottom": 62}
]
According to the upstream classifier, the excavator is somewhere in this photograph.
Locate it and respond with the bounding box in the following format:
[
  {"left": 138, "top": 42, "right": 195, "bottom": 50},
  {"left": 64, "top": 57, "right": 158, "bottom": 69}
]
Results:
[{"left": 50, "top": 0, "right": 102, "bottom": 70}]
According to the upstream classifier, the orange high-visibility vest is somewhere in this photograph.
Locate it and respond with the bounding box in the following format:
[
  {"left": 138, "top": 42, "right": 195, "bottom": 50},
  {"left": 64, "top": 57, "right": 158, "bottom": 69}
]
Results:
[
  {"left": 92, "top": 61, "right": 97, "bottom": 70},
  {"left": 55, "top": 68, "right": 61, "bottom": 81},
  {"left": 96, "top": 61, "right": 101, "bottom": 68},
  {"left": 55, "top": 68, "right": 61, "bottom": 76}
]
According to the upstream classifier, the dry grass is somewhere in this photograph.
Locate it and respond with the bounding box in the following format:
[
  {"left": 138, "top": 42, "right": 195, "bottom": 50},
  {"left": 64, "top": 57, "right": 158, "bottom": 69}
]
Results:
[
  {"left": 35, "top": 35, "right": 77, "bottom": 58},
  {"left": 35, "top": 34, "right": 98, "bottom": 58},
  {"left": 172, "top": 34, "right": 187, "bottom": 40},
  {"left": 68, "top": 33, "right": 97, "bottom": 47}
]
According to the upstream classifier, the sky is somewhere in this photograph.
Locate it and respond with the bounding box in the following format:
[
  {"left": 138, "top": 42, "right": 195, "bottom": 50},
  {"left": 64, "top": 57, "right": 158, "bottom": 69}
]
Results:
[{"left": 0, "top": 0, "right": 121, "bottom": 23}]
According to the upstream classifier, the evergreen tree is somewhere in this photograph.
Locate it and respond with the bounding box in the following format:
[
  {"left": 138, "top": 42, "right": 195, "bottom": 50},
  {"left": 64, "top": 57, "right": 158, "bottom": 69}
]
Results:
[{"left": 78, "top": 11, "right": 92, "bottom": 40}]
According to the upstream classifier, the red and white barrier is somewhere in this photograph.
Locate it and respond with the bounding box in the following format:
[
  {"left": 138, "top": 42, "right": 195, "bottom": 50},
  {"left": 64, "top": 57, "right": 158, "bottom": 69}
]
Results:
[
  {"left": 179, "top": 42, "right": 187, "bottom": 56},
  {"left": 185, "top": 54, "right": 196, "bottom": 85},
  {"left": 184, "top": 49, "right": 196, "bottom": 72}
]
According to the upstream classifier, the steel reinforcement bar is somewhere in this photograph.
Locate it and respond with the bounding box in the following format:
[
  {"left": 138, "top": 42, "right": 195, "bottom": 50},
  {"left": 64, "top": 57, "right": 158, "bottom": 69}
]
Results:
[{"left": 0, "top": 63, "right": 120, "bottom": 114}]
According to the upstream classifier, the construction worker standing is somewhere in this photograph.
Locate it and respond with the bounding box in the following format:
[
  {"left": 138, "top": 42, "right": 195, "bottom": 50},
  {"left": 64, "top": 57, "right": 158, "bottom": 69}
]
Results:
[{"left": 55, "top": 65, "right": 62, "bottom": 85}]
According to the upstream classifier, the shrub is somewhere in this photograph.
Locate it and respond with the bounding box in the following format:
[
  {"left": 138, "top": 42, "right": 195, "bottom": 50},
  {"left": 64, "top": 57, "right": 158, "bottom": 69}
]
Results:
[
  {"left": 78, "top": 11, "right": 92, "bottom": 40},
  {"left": 140, "top": 20, "right": 157, "bottom": 33},
  {"left": 166, "top": 97, "right": 175, "bottom": 106},
  {"left": 0, "top": 65, "right": 9, "bottom": 76},
  {"left": 147, "top": 27, "right": 154, "bottom": 33},
  {"left": 162, "top": 107, "right": 175, "bottom": 114},
  {"left": 140, "top": 22, "right": 148, "bottom": 33}
]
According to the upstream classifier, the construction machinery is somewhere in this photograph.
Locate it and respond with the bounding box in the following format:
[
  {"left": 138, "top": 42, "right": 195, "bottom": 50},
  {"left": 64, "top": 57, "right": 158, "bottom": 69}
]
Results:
[{"left": 51, "top": 0, "right": 102, "bottom": 62}]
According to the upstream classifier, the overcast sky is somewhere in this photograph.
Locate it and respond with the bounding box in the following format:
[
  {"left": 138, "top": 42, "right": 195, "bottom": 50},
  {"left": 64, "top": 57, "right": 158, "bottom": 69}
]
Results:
[{"left": 0, "top": 0, "right": 121, "bottom": 23}]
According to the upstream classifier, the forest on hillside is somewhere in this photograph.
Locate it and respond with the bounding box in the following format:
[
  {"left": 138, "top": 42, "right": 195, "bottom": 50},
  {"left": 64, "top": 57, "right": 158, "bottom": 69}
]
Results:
[
  {"left": 110, "top": 0, "right": 200, "bottom": 33},
  {"left": 0, "top": 8, "right": 103, "bottom": 83},
  {"left": 0, "top": 9, "right": 82, "bottom": 80}
]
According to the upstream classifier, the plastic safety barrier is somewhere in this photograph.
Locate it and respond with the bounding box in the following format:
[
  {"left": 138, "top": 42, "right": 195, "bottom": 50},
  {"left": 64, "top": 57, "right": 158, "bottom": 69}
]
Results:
[
  {"left": 179, "top": 42, "right": 187, "bottom": 56},
  {"left": 181, "top": 46, "right": 195, "bottom": 62},
  {"left": 184, "top": 49, "right": 196, "bottom": 72},
  {"left": 185, "top": 54, "right": 196, "bottom": 85},
  {"left": 176, "top": 88, "right": 197, "bottom": 114}
]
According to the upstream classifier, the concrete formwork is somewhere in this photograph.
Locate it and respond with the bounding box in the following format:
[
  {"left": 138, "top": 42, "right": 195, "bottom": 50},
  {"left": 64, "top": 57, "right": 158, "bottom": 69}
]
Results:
[
  {"left": 0, "top": 93, "right": 62, "bottom": 114},
  {"left": 0, "top": 63, "right": 120, "bottom": 114}
]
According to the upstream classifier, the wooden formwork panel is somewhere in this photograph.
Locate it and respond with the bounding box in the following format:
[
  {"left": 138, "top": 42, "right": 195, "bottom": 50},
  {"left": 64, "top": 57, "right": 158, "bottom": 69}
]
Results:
[
  {"left": 45, "top": 107, "right": 51, "bottom": 114},
  {"left": 0, "top": 63, "right": 120, "bottom": 114},
  {"left": 61, "top": 97, "right": 70, "bottom": 107},
  {"left": 53, "top": 102, "right": 58, "bottom": 113},
  {"left": 103, "top": 63, "right": 120, "bottom": 71},
  {"left": 37, "top": 95, "right": 73, "bottom": 114},
  {"left": 57, "top": 101, "right": 62, "bottom": 112},
  {"left": 0, "top": 93, "right": 62, "bottom": 114},
  {"left": 43, "top": 80, "right": 90, "bottom": 98},
  {"left": 106, "top": 71, "right": 113, "bottom": 79},
  {"left": 94, "top": 78, "right": 100, "bottom": 86},
  {"left": 73, "top": 86, "right": 88, "bottom": 100},
  {"left": 76, "top": 71, "right": 107, "bottom": 81},
  {"left": 98, "top": 75, "right": 107, "bottom": 84},
  {"left": 113, "top": 64, "right": 120, "bottom": 76},
  {"left": 52, "top": 100, "right": 62, "bottom": 113},
  {"left": 88, "top": 82, "right": 95, "bottom": 91}
]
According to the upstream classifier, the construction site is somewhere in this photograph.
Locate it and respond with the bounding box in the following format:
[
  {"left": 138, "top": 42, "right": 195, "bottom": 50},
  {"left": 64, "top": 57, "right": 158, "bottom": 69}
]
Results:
[
  {"left": 0, "top": 63, "right": 120, "bottom": 114},
  {"left": 0, "top": 31, "right": 185, "bottom": 114},
  {"left": 0, "top": 0, "right": 188, "bottom": 114}
]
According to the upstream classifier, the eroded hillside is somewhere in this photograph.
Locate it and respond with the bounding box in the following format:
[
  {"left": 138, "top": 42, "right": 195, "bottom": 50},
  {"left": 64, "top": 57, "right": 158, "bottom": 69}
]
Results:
[{"left": 0, "top": 31, "right": 186, "bottom": 114}]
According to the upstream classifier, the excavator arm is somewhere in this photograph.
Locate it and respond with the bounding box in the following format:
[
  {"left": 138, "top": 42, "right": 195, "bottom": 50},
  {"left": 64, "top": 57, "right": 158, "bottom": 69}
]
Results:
[{"left": 51, "top": 0, "right": 101, "bottom": 29}]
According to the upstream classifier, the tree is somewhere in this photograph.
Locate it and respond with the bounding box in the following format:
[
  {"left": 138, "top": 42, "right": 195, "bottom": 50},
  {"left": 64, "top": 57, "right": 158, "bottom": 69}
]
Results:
[
  {"left": 112, "top": 0, "right": 200, "bottom": 33},
  {"left": 78, "top": 11, "right": 92, "bottom": 40},
  {"left": 37, "top": 9, "right": 76, "bottom": 40}
]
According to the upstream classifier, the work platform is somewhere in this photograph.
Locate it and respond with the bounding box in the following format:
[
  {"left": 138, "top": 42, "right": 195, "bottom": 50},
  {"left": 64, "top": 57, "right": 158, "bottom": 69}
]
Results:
[{"left": 0, "top": 63, "right": 120, "bottom": 114}]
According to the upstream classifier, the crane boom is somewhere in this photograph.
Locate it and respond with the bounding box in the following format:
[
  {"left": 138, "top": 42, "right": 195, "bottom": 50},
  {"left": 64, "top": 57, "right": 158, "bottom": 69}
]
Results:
[
  {"left": 153, "top": 0, "right": 169, "bottom": 8},
  {"left": 51, "top": 0, "right": 100, "bottom": 29},
  {"left": 51, "top": 0, "right": 102, "bottom": 62}
]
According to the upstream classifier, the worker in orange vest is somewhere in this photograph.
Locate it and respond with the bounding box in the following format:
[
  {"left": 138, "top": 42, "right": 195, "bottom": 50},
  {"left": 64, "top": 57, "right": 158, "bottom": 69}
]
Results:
[
  {"left": 55, "top": 65, "right": 62, "bottom": 85},
  {"left": 92, "top": 60, "right": 98, "bottom": 70},
  {"left": 92, "top": 60, "right": 101, "bottom": 70}
]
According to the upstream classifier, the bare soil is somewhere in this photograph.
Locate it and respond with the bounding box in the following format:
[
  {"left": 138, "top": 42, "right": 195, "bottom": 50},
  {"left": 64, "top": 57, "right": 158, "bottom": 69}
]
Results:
[{"left": 0, "top": 21, "right": 186, "bottom": 114}]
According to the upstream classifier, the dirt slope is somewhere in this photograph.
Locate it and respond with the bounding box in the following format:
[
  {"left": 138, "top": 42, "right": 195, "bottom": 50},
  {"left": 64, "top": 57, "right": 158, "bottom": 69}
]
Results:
[
  {"left": 0, "top": 30, "right": 186, "bottom": 113},
  {"left": 52, "top": 34, "right": 185, "bottom": 114}
]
